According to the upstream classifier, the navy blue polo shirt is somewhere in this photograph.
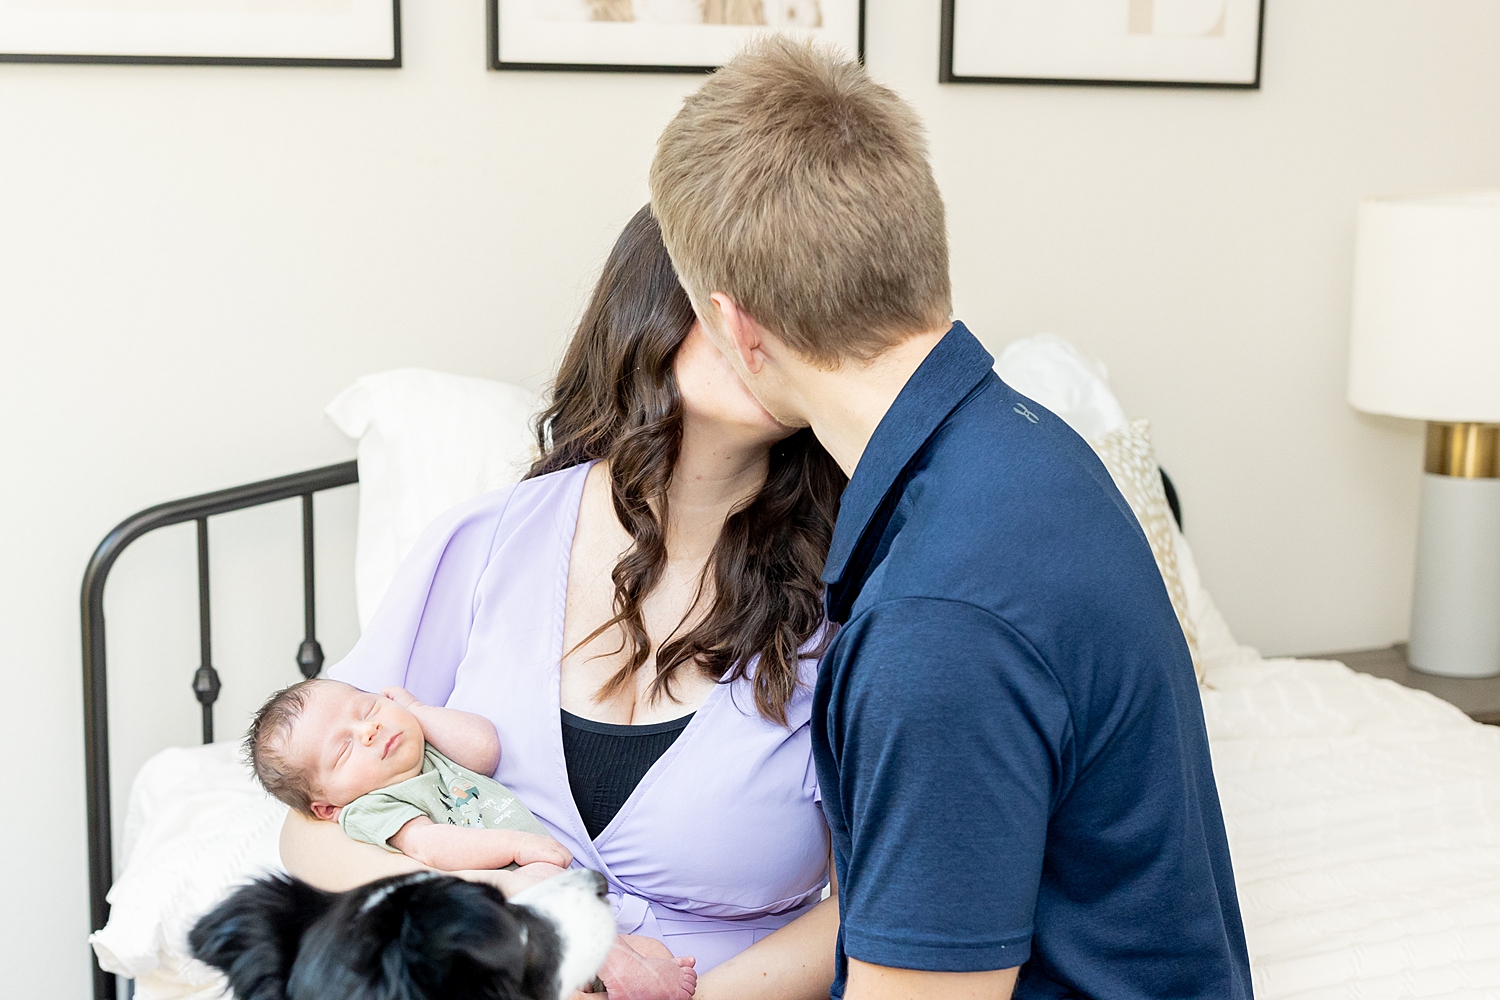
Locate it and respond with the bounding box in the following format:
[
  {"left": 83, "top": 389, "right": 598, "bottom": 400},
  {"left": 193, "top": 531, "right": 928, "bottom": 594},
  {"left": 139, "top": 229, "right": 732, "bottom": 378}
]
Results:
[{"left": 813, "top": 323, "right": 1251, "bottom": 1000}]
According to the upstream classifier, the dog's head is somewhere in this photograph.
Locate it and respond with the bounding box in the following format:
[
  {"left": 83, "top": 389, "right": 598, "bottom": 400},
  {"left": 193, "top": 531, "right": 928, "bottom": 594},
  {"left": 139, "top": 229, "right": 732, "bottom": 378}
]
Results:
[{"left": 189, "top": 868, "right": 616, "bottom": 1000}]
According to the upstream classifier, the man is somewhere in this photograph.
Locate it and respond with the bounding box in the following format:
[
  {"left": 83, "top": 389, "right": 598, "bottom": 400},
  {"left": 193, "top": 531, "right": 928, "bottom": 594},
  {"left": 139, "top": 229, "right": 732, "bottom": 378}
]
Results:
[{"left": 649, "top": 37, "right": 1252, "bottom": 1000}]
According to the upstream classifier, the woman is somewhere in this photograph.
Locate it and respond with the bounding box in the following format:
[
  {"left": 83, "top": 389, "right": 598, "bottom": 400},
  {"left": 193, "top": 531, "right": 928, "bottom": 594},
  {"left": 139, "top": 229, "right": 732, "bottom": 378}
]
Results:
[{"left": 281, "top": 205, "right": 847, "bottom": 999}]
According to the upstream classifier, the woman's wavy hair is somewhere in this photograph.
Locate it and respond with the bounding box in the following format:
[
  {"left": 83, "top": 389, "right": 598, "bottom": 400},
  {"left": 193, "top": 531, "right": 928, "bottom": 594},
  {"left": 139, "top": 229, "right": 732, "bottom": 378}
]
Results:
[{"left": 527, "top": 205, "right": 846, "bottom": 725}]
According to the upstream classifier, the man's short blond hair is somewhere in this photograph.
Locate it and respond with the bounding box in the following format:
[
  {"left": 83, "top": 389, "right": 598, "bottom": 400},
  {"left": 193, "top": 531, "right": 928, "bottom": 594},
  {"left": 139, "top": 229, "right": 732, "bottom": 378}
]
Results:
[{"left": 650, "top": 36, "right": 951, "bottom": 366}]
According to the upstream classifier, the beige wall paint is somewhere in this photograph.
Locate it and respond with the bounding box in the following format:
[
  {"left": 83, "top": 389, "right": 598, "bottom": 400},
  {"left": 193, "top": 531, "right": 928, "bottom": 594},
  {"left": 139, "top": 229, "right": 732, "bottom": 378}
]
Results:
[{"left": 3, "top": 1, "right": 1498, "bottom": 992}]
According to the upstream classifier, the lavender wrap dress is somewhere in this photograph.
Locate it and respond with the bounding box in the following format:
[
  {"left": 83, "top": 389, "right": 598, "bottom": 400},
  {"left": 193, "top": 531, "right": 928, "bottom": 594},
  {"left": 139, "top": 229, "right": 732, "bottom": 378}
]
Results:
[{"left": 329, "top": 462, "right": 831, "bottom": 971}]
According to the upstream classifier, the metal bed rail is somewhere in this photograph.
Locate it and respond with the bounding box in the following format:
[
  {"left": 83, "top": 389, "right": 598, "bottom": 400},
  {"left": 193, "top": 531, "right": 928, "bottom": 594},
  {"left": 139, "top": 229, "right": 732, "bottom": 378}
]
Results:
[{"left": 80, "top": 460, "right": 358, "bottom": 1000}]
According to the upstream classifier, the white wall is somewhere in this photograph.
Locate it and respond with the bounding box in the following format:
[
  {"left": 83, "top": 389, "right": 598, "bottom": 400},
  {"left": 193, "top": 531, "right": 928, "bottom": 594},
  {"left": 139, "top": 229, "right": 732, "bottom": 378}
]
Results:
[{"left": 2, "top": 1, "right": 1498, "bottom": 993}]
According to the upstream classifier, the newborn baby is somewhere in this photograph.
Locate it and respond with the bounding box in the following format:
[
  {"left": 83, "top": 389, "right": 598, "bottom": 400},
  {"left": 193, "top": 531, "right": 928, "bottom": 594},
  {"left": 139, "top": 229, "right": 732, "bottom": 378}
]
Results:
[{"left": 247, "top": 678, "right": 696, "bottom": 1000}]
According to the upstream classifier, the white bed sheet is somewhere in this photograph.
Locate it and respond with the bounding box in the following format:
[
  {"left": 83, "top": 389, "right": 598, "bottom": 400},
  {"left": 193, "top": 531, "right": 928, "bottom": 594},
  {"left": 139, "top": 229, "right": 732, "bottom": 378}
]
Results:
[{"left": 1204, "top": 656, "right": 1500, "bottom": 998}]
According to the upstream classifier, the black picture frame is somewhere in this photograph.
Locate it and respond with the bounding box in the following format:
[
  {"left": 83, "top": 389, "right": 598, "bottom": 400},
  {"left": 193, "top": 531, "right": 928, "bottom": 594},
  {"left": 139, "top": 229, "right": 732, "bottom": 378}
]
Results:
[
  {"left": 487, "top": 0, "right": 865, "bottom": 74},
  {"left": 939, "top": 0, "right": 1263, "bottom": 90},
  {"left": 0, "top": 0, "right": 401, "bottom": 68}
]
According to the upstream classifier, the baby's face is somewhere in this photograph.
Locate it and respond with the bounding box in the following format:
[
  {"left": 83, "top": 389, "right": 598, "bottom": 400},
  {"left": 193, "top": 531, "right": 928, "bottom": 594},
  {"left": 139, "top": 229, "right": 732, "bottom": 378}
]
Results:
[{"left": 287, "top": 681, "right": 426, "bottom": 816}]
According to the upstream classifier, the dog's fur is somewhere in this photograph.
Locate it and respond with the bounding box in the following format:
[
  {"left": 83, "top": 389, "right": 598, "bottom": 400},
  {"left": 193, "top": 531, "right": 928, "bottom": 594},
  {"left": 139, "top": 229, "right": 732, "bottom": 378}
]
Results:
[{"left": 189, "top": 868, "right": 617, "bottom": 1000}]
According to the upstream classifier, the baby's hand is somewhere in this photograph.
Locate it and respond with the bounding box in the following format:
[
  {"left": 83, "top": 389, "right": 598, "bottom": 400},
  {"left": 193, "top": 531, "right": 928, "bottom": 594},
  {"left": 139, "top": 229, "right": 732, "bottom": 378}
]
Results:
[
  {"left": 381, "top": 686, "right": 421, "bottom": 709},
  {"left": 510, "top": 832, "right": 574, "bottom": 869}
]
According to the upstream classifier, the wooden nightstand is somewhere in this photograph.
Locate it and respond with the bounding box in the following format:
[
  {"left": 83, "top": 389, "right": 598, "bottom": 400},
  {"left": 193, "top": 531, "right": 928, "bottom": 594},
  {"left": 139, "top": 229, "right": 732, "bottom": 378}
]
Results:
[{"left": 1316, "top": 643, "right": 1500, "bottom": 725}]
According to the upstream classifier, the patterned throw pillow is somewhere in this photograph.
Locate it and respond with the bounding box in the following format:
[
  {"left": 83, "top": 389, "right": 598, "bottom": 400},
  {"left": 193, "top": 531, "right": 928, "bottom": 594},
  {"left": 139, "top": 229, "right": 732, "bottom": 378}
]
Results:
[{"left": 1091, "top": 418, "right": 1203, "bottom": 684}]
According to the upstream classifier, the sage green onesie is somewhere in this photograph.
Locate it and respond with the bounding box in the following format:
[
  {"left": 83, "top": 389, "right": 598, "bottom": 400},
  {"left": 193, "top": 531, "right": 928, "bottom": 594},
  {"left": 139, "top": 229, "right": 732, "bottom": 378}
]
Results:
[{"left": 338, "top": 745, "right": 548, "bottom": 852}]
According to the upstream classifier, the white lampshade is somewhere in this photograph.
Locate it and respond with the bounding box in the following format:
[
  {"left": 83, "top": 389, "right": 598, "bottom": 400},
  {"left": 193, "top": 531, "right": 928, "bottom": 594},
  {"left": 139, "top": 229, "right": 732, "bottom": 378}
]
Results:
[{"left": 1348, "top": 191, "right": 1500, "bottom": 423}]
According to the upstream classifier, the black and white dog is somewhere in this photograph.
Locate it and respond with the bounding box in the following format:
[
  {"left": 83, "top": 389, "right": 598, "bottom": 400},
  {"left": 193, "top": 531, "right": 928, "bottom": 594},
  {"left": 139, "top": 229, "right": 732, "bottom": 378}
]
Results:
[{"left": 189, "top": 867, "right": 617, "bottom": 1000}]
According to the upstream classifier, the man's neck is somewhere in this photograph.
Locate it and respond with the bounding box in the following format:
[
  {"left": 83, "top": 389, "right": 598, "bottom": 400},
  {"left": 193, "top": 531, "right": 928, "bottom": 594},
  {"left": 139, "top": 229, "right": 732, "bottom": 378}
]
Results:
[{"left": 787, "top": 326, "right": 950, "bottom": 478}]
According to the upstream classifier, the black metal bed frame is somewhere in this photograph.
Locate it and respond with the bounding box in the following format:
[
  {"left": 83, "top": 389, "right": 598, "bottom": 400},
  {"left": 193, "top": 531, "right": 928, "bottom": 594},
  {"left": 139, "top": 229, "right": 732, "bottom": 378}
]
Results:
[{"left": 80, "top": 460, "right": 359, "bottom": 1000}]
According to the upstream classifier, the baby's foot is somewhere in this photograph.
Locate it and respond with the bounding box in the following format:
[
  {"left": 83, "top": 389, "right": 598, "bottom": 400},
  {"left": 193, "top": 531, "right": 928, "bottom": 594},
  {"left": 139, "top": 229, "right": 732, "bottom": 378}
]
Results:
[{"left": 597, "top": 939, "right": 697, "bottom": 1000}]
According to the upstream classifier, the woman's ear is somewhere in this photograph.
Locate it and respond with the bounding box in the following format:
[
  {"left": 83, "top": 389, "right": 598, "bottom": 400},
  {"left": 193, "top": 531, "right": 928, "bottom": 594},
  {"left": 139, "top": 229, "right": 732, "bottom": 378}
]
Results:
[{"left": 309, "top": 801, "right": 339, "bottom": 822}]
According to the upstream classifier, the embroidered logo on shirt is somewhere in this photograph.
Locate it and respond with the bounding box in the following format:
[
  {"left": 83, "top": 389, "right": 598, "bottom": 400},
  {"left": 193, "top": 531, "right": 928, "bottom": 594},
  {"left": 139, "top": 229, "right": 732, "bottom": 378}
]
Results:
[{"left": 1013, "top": 402, "right": 1040, "bottom": 424}]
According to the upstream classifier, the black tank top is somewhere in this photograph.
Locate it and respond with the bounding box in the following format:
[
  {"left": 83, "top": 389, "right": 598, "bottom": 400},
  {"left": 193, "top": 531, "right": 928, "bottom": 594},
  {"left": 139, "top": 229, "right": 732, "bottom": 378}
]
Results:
[{"left": 560, "top": 710, "right": 693, "bottom": 840}]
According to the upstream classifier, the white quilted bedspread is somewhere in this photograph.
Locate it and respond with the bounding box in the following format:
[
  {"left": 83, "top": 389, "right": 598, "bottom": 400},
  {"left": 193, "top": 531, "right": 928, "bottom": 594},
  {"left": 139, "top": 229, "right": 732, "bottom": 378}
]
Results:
[{"left": 1203, "top": 656, "right": 1500, "bottom": 999}]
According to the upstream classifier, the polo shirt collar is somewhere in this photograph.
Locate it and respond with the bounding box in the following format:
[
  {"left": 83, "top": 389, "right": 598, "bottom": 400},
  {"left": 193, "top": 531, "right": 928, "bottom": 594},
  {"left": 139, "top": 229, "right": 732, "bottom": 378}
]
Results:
[{"left": 821, "top": 321, "right": 994, "bottom": 593}]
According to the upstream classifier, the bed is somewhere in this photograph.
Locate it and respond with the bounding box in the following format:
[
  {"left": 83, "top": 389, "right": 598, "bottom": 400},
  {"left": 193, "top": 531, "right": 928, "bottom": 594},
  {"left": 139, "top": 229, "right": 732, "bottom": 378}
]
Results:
[{"left": 82, "top": 348, "right": 1500, "bottom": 1000}]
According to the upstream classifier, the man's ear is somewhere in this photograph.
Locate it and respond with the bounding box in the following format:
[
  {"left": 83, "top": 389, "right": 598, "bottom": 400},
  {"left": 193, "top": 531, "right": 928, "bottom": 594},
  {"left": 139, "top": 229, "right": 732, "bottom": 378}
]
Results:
[
  {"left": 709, "top": 292, "right": 766, "bottom": 374},
  {"left": 309, "top": 801, "right": 338, "bottom": 822}
]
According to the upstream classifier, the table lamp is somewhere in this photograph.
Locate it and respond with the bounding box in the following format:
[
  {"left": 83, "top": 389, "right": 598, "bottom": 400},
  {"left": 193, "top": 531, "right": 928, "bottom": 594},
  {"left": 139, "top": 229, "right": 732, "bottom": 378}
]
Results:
[{"left": 1348, "top": 191, "right": 1500, "bottom": 678}]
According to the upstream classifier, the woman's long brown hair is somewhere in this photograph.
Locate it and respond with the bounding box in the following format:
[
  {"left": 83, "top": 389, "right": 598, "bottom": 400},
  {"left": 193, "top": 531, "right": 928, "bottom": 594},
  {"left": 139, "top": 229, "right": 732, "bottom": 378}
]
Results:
[{"left": 527, "top": 205, "right": 846, "bottom": 724}]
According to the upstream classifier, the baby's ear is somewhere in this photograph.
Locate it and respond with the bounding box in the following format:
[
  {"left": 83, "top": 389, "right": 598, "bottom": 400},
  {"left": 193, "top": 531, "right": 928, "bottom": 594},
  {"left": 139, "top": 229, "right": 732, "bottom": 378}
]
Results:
[
  {"left": 189, "top": 874, "right": 334, "bottom": 1000},
  {"left": 309, "top": 801, "right": 339, "bottom": 822}
]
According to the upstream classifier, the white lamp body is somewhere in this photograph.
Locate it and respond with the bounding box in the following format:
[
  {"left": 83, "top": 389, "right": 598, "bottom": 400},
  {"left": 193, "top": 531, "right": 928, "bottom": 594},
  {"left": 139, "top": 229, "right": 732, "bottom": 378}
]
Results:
[
  {"left": 1409, "top": 475, "right": 1500, "bottom": 677},
  {"left": 1348, "top": 192, "right": 1500, "bottom": 679}
]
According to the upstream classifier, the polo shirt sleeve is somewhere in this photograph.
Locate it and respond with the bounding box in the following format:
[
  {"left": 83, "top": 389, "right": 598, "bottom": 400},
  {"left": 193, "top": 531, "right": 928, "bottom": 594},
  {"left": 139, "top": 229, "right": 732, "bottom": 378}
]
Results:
[{"left": 824, "top": 597, "right": 1072, "bottom": 973}]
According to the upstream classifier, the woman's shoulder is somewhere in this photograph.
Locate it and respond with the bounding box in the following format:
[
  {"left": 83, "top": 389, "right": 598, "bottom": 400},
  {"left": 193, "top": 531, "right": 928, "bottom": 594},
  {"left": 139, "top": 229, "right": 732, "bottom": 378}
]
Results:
[
  {"left": 416, "top": 461, "right": 593, "bottom": 553},
  {"left": 331, "top": 462, "right": 593, "bottom": 694},
  {"left": 461, "top": 460, "right": 592, "bottom": 516}
]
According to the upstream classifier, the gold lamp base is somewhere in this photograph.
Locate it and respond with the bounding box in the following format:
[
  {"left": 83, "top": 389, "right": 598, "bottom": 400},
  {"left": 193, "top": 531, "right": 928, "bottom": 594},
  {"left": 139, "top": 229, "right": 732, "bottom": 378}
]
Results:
[{"left": 1425, "top": 422, "right": 1499, "bottom": 479}]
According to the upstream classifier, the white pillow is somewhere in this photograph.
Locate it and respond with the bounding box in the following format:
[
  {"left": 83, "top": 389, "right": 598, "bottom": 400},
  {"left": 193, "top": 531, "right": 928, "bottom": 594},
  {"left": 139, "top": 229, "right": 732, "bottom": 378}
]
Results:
[
  {"left": 326, "top": 369, "right": 543, "bottom": 629},
  {"left": 89, "top": 742, "right": 287, "bottom": 997},
  {"left": 1173, "top": 528, "right": 1261, "bottom": 675},
  {"left": 995, "top": 333, "right": 1129, "bottom": 441}
]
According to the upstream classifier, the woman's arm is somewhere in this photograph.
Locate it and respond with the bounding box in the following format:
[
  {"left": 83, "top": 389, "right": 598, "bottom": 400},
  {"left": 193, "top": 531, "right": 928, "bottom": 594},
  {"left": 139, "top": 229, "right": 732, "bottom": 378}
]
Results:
[
  {"left": 281, "top": 809, "right": 426, "bottom": 891},
  {"left": 326, "top": 493, "right": 513, "bottom": 710},
  {"left": 692, "top": 852, "right": 839, "bottom": 1000}
]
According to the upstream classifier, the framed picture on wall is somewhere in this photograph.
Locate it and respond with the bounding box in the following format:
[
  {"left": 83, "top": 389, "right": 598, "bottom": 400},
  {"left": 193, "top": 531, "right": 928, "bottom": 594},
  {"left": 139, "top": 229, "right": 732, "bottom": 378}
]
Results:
[
  {"left": 488, "top": 0, "right": 864, "bottom": 74},
  {"left": 0, "top": 0, "right": 400, "bottom": 67},
  {"left": 941, "top": 0, "right": 1264, "bottom": 89}
]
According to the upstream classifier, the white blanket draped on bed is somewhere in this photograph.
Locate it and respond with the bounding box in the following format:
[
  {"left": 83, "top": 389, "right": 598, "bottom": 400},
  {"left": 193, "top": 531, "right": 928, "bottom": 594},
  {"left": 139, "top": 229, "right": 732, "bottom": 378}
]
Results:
[{"left": 1205, "top": 656, "right": 1500, "bottom": 998}]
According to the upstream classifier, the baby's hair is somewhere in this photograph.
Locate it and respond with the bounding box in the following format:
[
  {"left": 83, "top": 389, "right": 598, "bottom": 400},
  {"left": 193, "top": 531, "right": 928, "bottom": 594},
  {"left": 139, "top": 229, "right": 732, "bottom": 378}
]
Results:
[{"left": 245, "top": 678, "right": 329, "bottom": 817}]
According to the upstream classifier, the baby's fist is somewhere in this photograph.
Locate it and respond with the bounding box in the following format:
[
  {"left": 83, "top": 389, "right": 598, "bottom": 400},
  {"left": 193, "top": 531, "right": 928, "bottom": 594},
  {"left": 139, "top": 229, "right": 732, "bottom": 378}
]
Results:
[
  {"left": 381, "top": 686, "right": 420, "bottom": 708},
  {"left": 513, "top": 833, "right": 574, "bottom": 869}
]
